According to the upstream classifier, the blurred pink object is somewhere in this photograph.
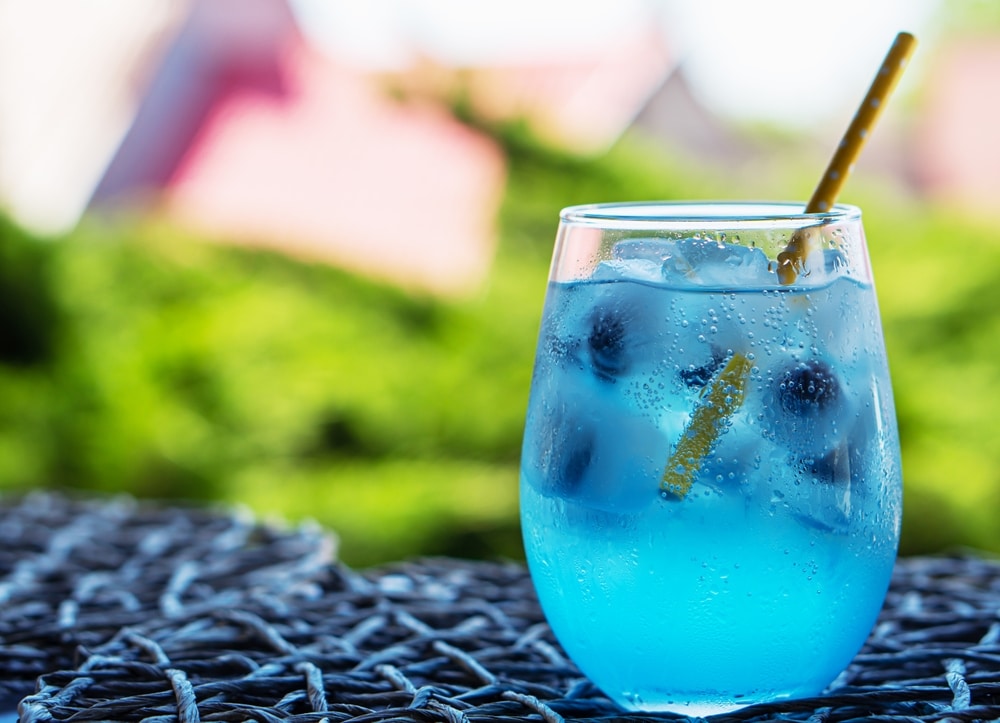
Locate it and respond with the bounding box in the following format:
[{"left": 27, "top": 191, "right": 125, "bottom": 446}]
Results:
[
  {"left": 90, "top": 0, "right": 505, "bottom": 295},
  {"left": 164, "top": 41, "right": 505, "bottom": 296},
  {"left": 912, "top": 37, "right": 1000, "bottom": 221}
]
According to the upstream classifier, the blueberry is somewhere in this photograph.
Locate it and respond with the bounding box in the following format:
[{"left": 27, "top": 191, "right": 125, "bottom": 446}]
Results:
[
  {"left": 777, "top": 359, "right": 840, "bottom": 417},
  {"left": 528, "top": 400, "right": 595, "bottom": 496},
  {"left": 587, "top": 307, "right": 628, "bottom": 380},
  {"left": 679, "top": 352, "right": 724, "bottom": 388},
  {"left": 538, "top": 418, "right": 593, "bottom": 495},
  {"left": 555, "top": 435, "right": 594, "bottom": 494}
]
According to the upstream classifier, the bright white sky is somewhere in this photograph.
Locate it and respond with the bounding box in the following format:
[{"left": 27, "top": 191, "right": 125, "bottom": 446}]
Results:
[
  {"left": 660, "top": 0, "right": 940, "bottom": 127},
  {"left": 292, "top": 0, "right": 941, "bottom": 128}
]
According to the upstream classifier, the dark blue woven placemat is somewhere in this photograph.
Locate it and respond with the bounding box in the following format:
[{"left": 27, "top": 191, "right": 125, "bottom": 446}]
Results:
[
  {"left": 6, "top": 494, "right": 1000, "bottom": 722},
  {"left": 0, "top": 492, "right": 333, "bottom": 710}
]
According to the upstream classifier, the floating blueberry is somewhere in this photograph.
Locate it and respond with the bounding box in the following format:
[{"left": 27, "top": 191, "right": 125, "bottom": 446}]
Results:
[
  {"left": 528, "top": 396, "right": 595, "bottom": 496},
  {"left": 587, "top": 307, "right": 629, "bottom": 380},
  {"left": 526, "top": 401, "right": 595, "bottom": 497},
  {"left": 679, "top": 352, "right": 724, "bottom": 388},
  {"left": 777, "top": 359, "right": 840, "bottom": 417}
]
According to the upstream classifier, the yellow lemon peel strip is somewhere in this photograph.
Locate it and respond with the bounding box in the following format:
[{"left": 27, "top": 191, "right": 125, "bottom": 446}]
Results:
[{"left": 661, "top": 352, "right": 753, "bottom": 500}]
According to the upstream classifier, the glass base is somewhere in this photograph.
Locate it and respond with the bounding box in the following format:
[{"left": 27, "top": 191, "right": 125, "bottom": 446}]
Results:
[{"left": 619, "top": 689, "right": 794, "bottom": 716}]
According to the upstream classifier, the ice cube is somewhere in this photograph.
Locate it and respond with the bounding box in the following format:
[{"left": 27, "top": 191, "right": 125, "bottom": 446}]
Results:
[
  {"left": 807, "top": 396, "right": 884, "bottom": 493},
  {"left": 749, "top": 349, "right": 896, "bottom": 534},
  {"left": 522, "top": 380, "right": 664, "bottom": 513},
  {"left": 577, "top": 280, "right": 669, "bottom": 383},
  {"left": 593, "top": 257, "right": 665, "bottom": 285},
  {"left": 786, "top": 475, "right": 851, "bottom": 534},
  {"left": 758, "top": 357, "right": 856, "bottom": 466},
  {"left": 697, "top": 434, "right": 763, "bottom": 495},
  {"left": 749, "top": 437, "right": 853, "bottom": 535},
  {"left": 593, "top": 238, "right": 678, "bottom": 283},
  {"left": 795, "top": 391, "right": 900, "bottom": 537},
  {"left": 612, "top": 237, "right": 679, "bottom": 263},
  {"left": 824, "top": 248, "right": 849, "bottom": 276},
  {"left": 661, "top": 237, "right": 774, "bottom": 288}
]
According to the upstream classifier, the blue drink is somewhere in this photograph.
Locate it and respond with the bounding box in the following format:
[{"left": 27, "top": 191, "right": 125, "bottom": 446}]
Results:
[{"left": 520, "top": 203, "right": 902, "bottom": 714}]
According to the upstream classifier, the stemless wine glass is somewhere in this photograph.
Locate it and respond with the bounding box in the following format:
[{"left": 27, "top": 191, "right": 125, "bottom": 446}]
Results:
[{"left": 519, "top": 201, "right": 902, "bottom": 715}]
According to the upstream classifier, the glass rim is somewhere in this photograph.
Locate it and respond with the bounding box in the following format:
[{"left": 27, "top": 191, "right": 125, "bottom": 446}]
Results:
[{"left": 559, "top": 201, "right": 862, "bottom": 228}]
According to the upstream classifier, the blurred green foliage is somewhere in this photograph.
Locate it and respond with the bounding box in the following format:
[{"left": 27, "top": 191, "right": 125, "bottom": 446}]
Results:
[
  {"left": 942, "top": 0, "right": 1000, "bottom": 32},
  {"left": 0, "top": 131, "right": 998, "bottom": 566}
]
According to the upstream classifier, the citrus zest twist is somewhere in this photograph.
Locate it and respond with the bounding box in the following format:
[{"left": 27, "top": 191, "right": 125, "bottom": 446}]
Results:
[{"left": 660, "top": 352, "right": 753, "bottom": 500}]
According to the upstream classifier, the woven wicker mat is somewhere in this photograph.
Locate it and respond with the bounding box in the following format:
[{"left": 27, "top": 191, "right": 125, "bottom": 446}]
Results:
[
  {"left": 6, "top": 495, "right": 1000, "bottom": 722},
  {"left": 0, "top": 492, "right": 334, "bottom": 709}
]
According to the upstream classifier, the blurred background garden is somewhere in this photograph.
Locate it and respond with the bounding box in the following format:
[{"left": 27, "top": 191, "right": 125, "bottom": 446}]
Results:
[{"left": 1, "top": 0, "right": 998, "bottom": 567}]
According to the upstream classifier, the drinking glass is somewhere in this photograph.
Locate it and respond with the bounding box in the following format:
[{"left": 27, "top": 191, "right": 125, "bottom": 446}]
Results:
[{"left": 519, "top": 201, "right": 902, "bottom": 714}]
